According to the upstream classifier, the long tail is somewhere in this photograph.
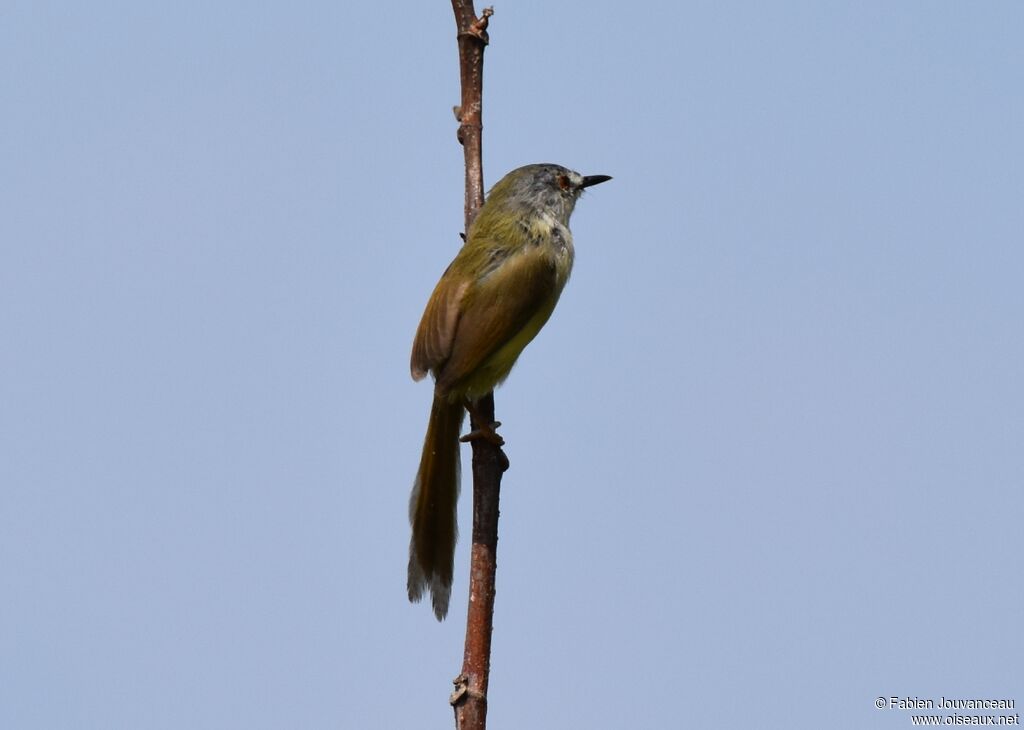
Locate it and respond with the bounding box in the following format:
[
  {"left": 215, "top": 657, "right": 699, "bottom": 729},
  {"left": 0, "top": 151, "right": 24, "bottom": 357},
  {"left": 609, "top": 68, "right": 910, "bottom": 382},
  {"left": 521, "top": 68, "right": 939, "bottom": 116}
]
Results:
[{"left": 407, "top": 394, "right": 464, "bottom": 620}]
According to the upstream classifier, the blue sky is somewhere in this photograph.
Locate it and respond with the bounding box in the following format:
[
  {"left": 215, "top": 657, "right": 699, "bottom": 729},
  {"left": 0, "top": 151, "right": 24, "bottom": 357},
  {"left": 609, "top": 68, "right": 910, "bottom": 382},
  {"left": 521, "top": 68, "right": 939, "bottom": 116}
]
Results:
[{"left": 2, "top": 2, "right": 1022, "bottom": 728}]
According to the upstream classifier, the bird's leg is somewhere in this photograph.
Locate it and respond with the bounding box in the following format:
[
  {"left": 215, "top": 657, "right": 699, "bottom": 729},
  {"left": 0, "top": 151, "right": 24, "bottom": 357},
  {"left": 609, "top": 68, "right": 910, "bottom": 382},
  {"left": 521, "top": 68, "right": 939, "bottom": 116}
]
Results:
[{"left": 460, "top": 398, "right": 505, "bottom": 447}]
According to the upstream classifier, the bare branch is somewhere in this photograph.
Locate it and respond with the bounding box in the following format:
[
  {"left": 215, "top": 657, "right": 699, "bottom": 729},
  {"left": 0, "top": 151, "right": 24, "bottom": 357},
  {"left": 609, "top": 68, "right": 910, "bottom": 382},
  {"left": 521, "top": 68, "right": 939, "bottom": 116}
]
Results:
[{"left": 448, "top": 5, "right": 505, "bottom": 729}]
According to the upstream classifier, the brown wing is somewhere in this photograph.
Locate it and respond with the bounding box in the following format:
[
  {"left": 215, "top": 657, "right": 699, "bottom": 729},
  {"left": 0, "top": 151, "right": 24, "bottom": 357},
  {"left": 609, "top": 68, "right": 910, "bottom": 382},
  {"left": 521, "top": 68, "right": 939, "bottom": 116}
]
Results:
[
  {"left": 435, "top": 246, "right": 558, "bottom": 395},
  {"left": 410, "top": 266, "right": 471, "bottom": 381}
]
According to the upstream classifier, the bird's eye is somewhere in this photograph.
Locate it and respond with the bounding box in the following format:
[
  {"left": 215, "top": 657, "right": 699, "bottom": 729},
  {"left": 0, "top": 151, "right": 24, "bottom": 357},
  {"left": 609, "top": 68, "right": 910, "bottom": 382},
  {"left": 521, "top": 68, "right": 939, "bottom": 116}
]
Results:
[{"left": 556, "top": 174, "right": 572, "bottom": 192}]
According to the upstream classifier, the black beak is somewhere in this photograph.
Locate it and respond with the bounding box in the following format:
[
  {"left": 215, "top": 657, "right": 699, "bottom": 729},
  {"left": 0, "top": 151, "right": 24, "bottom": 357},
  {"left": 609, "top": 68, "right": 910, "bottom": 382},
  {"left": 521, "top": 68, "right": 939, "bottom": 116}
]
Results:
[{"left": 580, "top": 174, "right": 612, "bottom": 188}]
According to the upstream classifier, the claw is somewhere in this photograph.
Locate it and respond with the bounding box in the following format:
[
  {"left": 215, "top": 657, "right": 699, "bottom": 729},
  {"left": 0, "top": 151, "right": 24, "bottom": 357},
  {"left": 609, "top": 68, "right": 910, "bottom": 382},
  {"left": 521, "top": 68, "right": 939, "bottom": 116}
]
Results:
[{"left": 460, "top": 420, "right": 504, "bottom": 446}]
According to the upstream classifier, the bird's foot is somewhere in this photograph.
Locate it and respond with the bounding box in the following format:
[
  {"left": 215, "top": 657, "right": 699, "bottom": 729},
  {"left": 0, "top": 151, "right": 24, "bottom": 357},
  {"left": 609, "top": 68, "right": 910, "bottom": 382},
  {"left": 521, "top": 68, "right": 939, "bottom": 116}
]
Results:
[
  {"left": 459, "top": 420, "right": 504, "bottom": 446},
  {"left": 461, "top": 399, "right": 506, "bottom": 447}
]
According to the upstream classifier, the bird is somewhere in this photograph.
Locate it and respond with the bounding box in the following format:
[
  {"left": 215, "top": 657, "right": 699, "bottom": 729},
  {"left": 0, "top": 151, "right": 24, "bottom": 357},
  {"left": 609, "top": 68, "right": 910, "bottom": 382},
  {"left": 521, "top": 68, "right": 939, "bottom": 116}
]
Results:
[{"left": 407, "top": 163, "right": 611, "bottom": 620}]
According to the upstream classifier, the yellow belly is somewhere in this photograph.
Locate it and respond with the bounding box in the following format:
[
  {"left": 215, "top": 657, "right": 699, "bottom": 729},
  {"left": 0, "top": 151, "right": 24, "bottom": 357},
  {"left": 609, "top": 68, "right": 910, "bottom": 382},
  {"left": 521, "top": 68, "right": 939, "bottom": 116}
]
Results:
[{"left": 461, "top": 296, "right": 560, "bottom": 399}]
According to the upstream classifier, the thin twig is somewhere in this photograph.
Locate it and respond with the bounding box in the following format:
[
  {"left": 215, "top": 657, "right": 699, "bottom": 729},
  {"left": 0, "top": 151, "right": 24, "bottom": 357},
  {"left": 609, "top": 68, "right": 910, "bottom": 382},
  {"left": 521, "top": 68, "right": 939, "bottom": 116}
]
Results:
[{"left": 447, "top": 4, "right": 503, "bottom": 730}]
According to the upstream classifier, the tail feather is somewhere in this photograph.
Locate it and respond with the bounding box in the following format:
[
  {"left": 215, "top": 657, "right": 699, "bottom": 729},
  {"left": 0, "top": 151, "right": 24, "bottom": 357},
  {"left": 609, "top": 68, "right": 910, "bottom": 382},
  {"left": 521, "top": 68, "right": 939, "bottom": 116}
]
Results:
[{"left": 407, "top": 395, "right": 464, "bottom": 620}]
